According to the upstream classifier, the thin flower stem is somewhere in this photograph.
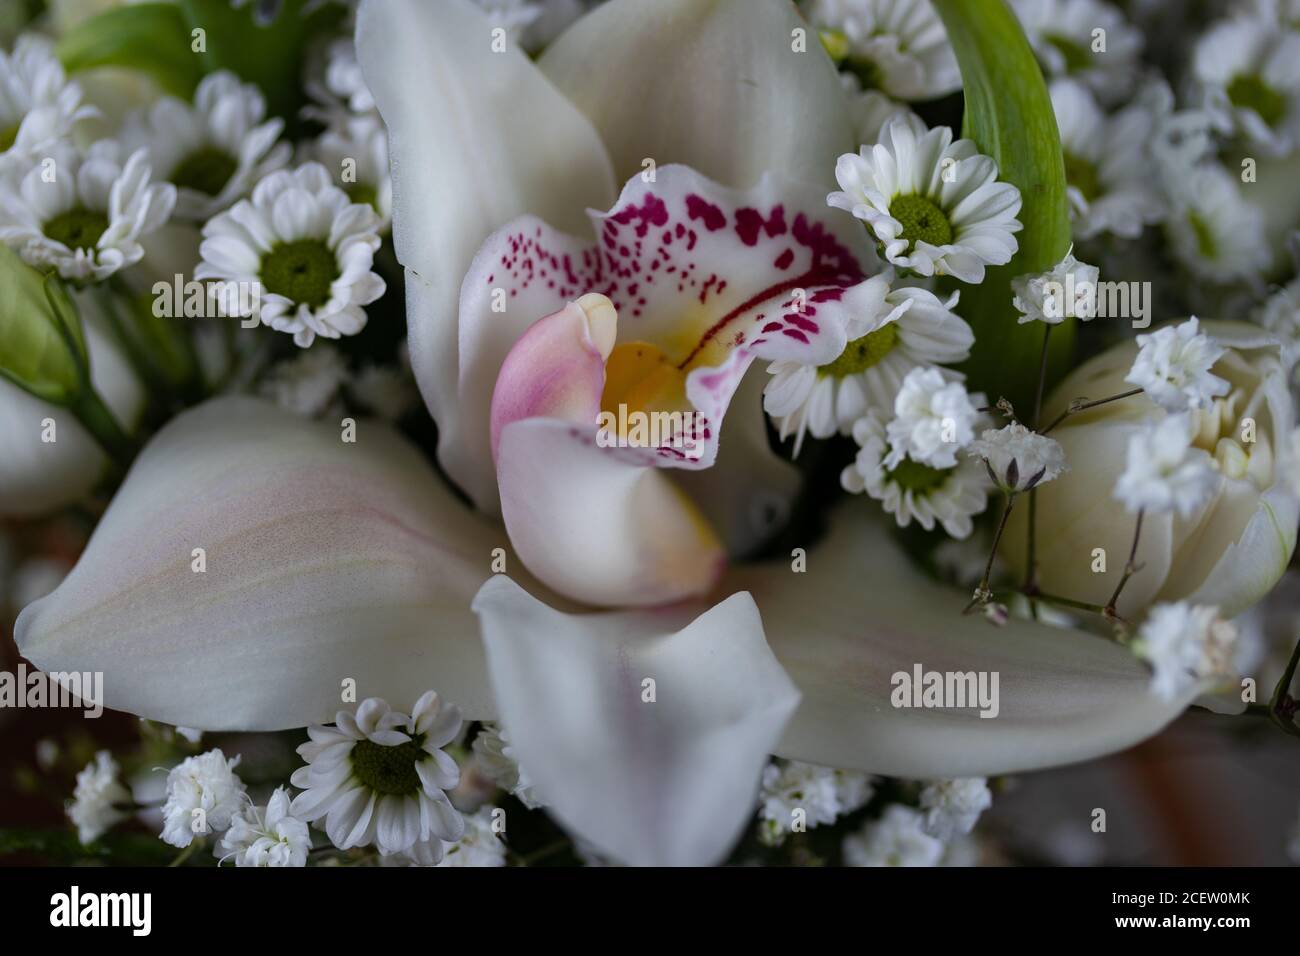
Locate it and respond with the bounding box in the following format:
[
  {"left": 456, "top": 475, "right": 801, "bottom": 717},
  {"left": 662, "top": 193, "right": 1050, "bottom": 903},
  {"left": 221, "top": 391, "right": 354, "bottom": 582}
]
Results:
[
  {"left": 1266, "top": 633, "right": 1300, "bottom": 738},
  {"left": 167, "top": 841, "right": 198, "bottom": 867},
  {"left": 964, "top": 492, "right": 1017, "bottom": 614},
  {"left": 1042, "top": 388, "right": 1144, "bottom": 434},
  {"left": 1022, "top": 325, "right": 1053, "bottom": 603},
  {"left": 515, "top": 838, "right": 570, "bottom": 867},
  {"left": 1104, "top": 509, "right": 1144, "bottom": 620},
  {"left": 1027, "top": 591, "right": 1111, "bottom": 617},
  {"left": 69, "top": 384, "right": 135, "bottom": 469}
]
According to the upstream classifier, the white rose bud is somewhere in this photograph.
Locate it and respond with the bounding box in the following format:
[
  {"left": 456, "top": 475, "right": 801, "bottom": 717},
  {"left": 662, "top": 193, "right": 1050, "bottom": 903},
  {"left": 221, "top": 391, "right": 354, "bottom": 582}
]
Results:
[{"left": 1005, "top": 321, "right": 1298, "bottom": 619}]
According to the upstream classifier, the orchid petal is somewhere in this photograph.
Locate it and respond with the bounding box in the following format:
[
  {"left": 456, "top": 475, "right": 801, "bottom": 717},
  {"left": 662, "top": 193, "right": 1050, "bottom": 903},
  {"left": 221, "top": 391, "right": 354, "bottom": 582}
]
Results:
[
  {"left": 539, "top": 0, "right": 853, "bottom": 189},
  {"left": 355, "top": 0, "right": 617, "bottom": 510},
  {"left": 460, "top": 165, "right": 876, "bottom": 507},
  {"left": 0, "top": 312, "right": 143, "bottom": 517},
  {"left": 725, "top": 506, "right": 1198, "bottom": 777},
  {"left": 16, "top": 396, "right": 509, "bottom": 729},
  {"left": 473, "top": 575, "right": 799, "bottom": 866}
]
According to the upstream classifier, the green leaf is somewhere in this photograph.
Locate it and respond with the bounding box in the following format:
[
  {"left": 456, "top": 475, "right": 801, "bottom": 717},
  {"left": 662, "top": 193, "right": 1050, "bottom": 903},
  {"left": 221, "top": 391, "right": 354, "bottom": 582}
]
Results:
[
  {"left": 0, "top": 246, "right": 87, "bottom": 405},
  {"left": 932, "top": 0, "right": 1073, "bottom": 415},
  {"left": 56, "top": 3, "right": 204, "bottom": 99},
  {"left": 178, "top": 0, "right": 346, "bottom": 126}
]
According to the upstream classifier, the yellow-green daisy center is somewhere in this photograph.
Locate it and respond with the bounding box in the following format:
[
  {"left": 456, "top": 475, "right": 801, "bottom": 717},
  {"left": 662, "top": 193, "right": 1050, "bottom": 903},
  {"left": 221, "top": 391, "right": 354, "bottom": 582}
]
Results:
[
  {"left": 350, "top": 735, "right": 425, "bottom": 796},
  {"left": 44, "top": 208, "right": 109, "bottom": 253},
  {"left": 261, "top": 239, "right": 339, "bottom": 308},
  {"left": 1226, "top": 74, "right": 1286, "bottom": 128},
  {"left": 891, "top": 193, "right": 953, "bottom": 249},
  {"left": 171, "top": 146, "right": 238, "bottom": 197},
  {"left": 885, "top": 458, "right": 952, "bottom": 494},
  {"left": 818, "top": 323, "right": 899, "bottom": 378}
]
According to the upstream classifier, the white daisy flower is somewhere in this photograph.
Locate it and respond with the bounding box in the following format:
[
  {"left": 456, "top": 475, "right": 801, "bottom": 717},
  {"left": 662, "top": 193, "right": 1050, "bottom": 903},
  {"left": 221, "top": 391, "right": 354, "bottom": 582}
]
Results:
[
  {"left": 884, "top": 366, "right": 980, "bottom": 469},
  {"left": 1134, "top": 602, "right": 1239, "bottom": 701},
  {"left": 0, "top": 35, "right": 96, "bottom": 170},
  {"left": 289, "top": 692, "right": 464, "bottom": 857},
  {"left": 0, "top": 141, "right": 176, "bottom": 283},
  {"left": 160, "top": 748, "right": 247, "bottom": 848},
  {"left": 843, "top": 804, "right": 944, "bottom": 867},
  {"left": 828, "top": 113, "right": 1022, "bottom": 283},
  {"left": 1193, "top": 15, "right": 1300, "bottom": 157},
  {"left": 195, "top": 162, "right": 386, "bottom": 348},
  {"left": 757, "top": 759, "right": 873, "bottom": 848},
  {"left": 842, "top": 412, "right": 991, "bottom": 539},
  {"left": 471, "top": 722, "right": 543, "bottom": 810},
  {"left": 437, "top": 805, "right": 508, "bottom": 867},
  {"left": 807, "top": 0, "right": 960, "bottom": 101},
  {"left": 1010, "top": 0, "right": 1143, "bottom": 102},
  {"left": 216, "top": 787, "right": 311, "bottom": 867},
  {"left": 848, "top": 87, "right": 919, "bottom": 147},
  {"left": 257, "top": 345, "right": 350, "bottom": 418},
  {"left": 67, "top": 750, "right": 131, "bottom": 845},
  {"left": 121, "top": 70, "right": 290, "bottom": 222},
  {"left": 919, "top": 777, "right": 992, "bottom": 841},
  {"left": 1164, "top": 164, "right": 1269, "bottom": 284},
  {"left": 1113, "top": 414, "right": 1222, "bottom": 517},
  {"left": 310, "top": 112, "right": 391, "bottom": 227},
  {"left": 1049, "top": 79, "right": 1166, "bottom": 240},
  {"left": 1011, "top": 249, "right": 1100, "bottom": 324},
  {"left": 764, "top": 279, "right": 974, "bottom": 454},
  {"left": 967, "top": 422, "right": 1067, "bottom": 493},
  {"left": 1125, "top": 317, "right": 1230, "bottom": 412}
]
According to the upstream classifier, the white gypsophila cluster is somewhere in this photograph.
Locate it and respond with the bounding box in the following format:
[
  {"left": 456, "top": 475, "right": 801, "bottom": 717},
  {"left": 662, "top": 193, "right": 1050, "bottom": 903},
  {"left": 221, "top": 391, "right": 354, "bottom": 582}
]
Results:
[
  {"left": 1125, "top": 317, "right": 1230, "bottom": 412},
  {"left": 67, "top": 750, "right": 131, "bottom": 845},
  {"left": 1011, "top": 251, "right": 1101, "bottom": 325},
  {"left": 829, "top": 113, "right": 1022, "bottom": 283},
  {"left": 0, "top": 140, "right": 175, "bottom": 282},
  {"left": 1010, "top": 0, "right": 1143, "bottom": 102},
  {"left": 843, "top": 804, "right": 945, "bottom": 866},
  {"left": 1113, "top": 414, "right": 1222, "bottom": 517},
  {"left": 918, "top": 778, "right": 992, "bottom": 841},
  {"left": 1192, "top": 13, "right": 1300, "bottom": 158},
  {"left": 471, "top": 723, "right": 543, "bottom": 809},
  {"left": 257, "top": 346, "right": 351, "bottom": 418},
  {"left": 806, "top": 0, "right": 960, "bottom": 101},
  {"left": 290, "top": 692, "right": 464, "bottom": 858},
  {"left": 1049, "top": 80, "right": 1167, "bottom": 241},
  {"left": 121, "top": 70, "right": 290, "bottom": 222},
  {"left": 884, "top": 366, "right": 980, "bottom": 469},
  {"left": 756, "top": 759, "right": 874, "bottom": 847},
  {"left": 1135, "top": 602, "right": 1239, "bottom": 701},
  {"left": 160, "top": 748, "right": 247, "bottom": 848},
  {"left": 216, "top": 787, "right": 311, "bottom": 867},
  {"left": 349, "top": 361, "right": 418, "bottom": 421},
  {"left": 842, "top": 412, "right": 991, "bottom": 539},
  {"left": 196, "top": 162, "right": 385, "bottom": 347},
  {"left": 967, "top": 422, "right": 1067, "bottom": 493},
  {"left": 437, "top": 805, "right": 508, "bottom": 867},
  {"left": 763, "top": 279, "right": 974, "bottom": 455},
  {"left": 0, "top": 35, "right": 96, "bottom": 171}
]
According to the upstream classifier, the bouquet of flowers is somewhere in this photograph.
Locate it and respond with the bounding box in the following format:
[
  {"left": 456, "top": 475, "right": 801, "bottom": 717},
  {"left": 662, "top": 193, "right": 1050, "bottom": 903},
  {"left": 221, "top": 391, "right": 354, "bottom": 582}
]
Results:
[{"left": 1, "top": 0, "right": 1297, "bottom": 869}]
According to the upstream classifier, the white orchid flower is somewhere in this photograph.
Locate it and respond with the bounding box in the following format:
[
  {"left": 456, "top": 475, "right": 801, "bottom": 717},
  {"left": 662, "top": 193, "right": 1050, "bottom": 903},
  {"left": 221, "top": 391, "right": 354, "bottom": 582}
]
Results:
[{"left": 18, "top": 0, "right": 1195, "bottom": 865}]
